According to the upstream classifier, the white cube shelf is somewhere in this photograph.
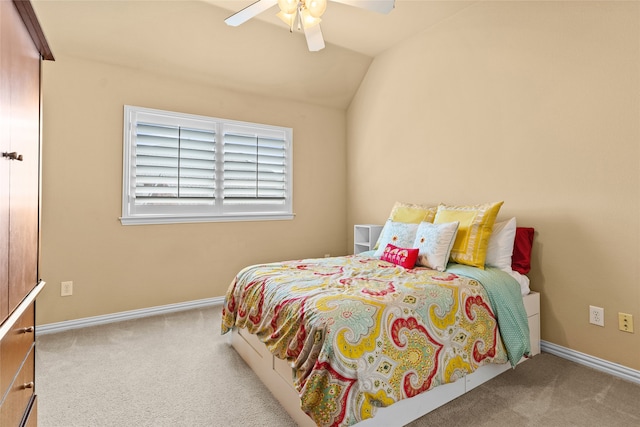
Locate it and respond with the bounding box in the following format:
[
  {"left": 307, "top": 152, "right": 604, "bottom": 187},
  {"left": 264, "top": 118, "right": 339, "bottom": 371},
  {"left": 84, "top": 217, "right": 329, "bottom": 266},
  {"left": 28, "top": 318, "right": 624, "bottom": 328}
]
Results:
[{"left": 354, "top": 224, "right": 383, "bottom": 254}]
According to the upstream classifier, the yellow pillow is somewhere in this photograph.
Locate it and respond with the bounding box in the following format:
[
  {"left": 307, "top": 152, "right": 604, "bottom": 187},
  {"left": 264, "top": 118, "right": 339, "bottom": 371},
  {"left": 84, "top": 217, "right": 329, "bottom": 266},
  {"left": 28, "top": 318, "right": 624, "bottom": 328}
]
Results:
[
  {"left": 374, "top": 202, "right": 437, "bottom": 249},
  {"left": 389, "top": 202, "right": 437, "bottom": 223},
  {"left": 433, "top": 201, "right": 503, "bottom": 269}
]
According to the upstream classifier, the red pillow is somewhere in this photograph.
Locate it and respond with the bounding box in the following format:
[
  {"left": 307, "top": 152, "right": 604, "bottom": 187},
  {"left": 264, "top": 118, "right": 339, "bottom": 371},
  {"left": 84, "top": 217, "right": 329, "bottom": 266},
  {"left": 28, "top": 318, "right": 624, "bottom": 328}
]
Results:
[
  {"left": 381, "top": 243, "right": 418, "bottom": 269},
  {"left": 512, "top": 227, "right": 534, "bottom": 274}
]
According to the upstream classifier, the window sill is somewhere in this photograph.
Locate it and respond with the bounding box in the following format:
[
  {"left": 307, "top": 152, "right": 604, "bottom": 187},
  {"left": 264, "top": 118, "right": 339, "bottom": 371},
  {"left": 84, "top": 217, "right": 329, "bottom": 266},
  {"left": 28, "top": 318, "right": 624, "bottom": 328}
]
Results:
[{"left": 119, "top": 213, "right": 295, "bottom": 225}]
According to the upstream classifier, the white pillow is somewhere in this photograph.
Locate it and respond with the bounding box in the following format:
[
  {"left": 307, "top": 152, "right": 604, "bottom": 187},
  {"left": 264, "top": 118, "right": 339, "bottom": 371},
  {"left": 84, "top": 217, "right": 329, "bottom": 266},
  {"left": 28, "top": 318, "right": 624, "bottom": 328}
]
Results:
[
  {"left": 485, "top": 217, "right": 517, "bottom": 269},
  {"left": 506, "top": 268, "right": 531, "bottom": 295},
  {"left": 373, "top": 221, "right": 419, "bottom": 257},
  {"left": 413, "top": 221, "right": 459, "bottom": 272}
]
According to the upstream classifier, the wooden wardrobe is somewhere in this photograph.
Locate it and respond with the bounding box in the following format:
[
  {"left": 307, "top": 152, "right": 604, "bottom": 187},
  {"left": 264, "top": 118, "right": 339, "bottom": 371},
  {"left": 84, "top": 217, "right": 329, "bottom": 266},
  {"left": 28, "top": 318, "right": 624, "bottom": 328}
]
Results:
[{"left": 0, "top": 1, "right": 53, "bottom": 425}]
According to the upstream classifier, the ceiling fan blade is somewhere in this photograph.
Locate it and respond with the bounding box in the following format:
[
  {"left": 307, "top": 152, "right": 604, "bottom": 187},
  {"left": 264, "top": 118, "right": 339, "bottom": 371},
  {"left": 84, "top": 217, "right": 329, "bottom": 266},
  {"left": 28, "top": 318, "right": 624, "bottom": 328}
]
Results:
[
  {"left": 330, "top": 0, "right": 395, "bottom": 14},
  {"left": 303, "top": 24, "right": 325, "bottom": 52},
  {"left": 225, "top": 0, "right": 279, "bottom": 26}
]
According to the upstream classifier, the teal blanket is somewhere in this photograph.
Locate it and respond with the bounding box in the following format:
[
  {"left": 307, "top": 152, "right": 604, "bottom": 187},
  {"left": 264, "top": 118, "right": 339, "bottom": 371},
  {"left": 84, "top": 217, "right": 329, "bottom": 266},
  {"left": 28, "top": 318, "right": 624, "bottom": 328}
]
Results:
[{"left": 447, "top": 263, "right": 531, "bottom": 367}]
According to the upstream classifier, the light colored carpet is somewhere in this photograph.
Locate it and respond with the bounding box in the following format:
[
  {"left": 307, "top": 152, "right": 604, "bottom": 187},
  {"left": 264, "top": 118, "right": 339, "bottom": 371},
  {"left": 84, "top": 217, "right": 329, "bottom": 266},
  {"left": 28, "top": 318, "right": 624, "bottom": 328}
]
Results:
[{"left": 36, "top": 306, "right": 640, "bottom": 427}]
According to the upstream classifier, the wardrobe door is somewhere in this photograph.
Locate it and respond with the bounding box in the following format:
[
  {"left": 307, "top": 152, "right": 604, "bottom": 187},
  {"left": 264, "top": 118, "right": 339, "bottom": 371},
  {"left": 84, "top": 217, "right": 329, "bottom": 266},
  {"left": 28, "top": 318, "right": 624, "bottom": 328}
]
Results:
[
  {"left": 6, "top": 0, "right": 41, "bottom": 313},
  {"left": 0, "top": 0, "right": 13, "bottom": 321}
]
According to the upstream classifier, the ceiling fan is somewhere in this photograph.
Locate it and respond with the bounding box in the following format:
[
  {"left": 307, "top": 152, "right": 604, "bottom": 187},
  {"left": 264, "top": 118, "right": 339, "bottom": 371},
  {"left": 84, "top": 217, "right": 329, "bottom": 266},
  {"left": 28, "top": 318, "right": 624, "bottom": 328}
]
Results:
[{"left": 224, "top": 0, "right": 395, "bottom": 52}]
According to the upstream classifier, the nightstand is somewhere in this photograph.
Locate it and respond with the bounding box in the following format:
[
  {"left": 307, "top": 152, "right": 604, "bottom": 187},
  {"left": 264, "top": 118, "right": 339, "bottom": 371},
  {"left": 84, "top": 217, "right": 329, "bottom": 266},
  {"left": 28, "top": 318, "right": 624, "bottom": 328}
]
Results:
[{"left": 354, "top": 224, "right": 383, "bottom": 254}]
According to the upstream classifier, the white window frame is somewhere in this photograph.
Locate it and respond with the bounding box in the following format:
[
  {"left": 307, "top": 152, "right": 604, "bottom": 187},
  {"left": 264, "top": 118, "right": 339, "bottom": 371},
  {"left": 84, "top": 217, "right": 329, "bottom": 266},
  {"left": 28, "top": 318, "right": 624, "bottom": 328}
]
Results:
[{"left": 121, "top": 106, "right": 293, "bottom": 225}]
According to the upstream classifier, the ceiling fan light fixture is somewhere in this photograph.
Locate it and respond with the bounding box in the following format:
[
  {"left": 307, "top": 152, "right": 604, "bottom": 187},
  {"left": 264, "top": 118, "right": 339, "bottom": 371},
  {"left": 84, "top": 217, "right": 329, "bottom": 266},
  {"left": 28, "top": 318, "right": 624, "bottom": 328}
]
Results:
[
  {"left": 277, "top": 0, "right": 298, "bottom": 15},
  {"left": 225, "top": 0, "right": 395, "bottom": 52},
  {"left": 306, "top": 0, "right": 327, "bottom": 18},
  {"left": 300, "top": 8, "right": 321, "bottom": 29},
  {"left": 276, "top": 10, "right": 296, "bottom": 28}
]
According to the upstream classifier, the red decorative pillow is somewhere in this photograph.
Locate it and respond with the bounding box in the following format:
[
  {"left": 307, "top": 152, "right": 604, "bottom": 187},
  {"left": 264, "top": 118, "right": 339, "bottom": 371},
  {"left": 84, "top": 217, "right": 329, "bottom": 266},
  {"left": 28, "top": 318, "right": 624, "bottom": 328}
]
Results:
[
  {"left": 512, "top": 227, "right": 534, "bottom": 274},
  {"left": 381, "top": 243, "right": 418, "bottom": 269}
]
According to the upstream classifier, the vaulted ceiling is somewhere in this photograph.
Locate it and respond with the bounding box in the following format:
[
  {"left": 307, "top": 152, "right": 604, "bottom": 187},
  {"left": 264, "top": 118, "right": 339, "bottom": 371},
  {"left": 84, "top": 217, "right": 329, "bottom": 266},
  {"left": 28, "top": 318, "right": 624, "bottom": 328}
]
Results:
[{"left": 32, "top": 0, "right": 474, "bottom": 109}]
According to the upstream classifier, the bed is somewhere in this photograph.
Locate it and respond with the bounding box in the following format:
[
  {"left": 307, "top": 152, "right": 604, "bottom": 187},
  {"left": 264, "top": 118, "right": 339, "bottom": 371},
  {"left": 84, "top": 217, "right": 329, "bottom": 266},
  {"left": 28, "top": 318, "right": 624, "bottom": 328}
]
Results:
[
  {"left": 221, "top": 202, "right": 539, "bottom": 426},
  {"left": 223, "top": 255, "right": 539, "bottom": 426}
]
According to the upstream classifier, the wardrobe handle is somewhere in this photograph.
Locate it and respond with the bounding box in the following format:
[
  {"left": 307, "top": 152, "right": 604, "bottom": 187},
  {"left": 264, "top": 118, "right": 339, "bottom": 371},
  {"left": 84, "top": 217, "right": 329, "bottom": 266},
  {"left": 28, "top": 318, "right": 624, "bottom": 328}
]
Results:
[
  {"left": 21, "top": 326, "right": 35, "bottom": 334},
  {"left": 22, "top": 382, "right": 34, "bottom": 390},
  {"left": 2, "top": 152, "right": 23, "bottom": 161}
]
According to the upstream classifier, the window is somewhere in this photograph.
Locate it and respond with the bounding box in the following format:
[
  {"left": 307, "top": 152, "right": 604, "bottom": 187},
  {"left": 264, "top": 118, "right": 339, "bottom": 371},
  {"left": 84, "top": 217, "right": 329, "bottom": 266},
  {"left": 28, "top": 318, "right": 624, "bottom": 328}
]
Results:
[{"left": 121, "top": 106, "right": 293, "bottom": 225}]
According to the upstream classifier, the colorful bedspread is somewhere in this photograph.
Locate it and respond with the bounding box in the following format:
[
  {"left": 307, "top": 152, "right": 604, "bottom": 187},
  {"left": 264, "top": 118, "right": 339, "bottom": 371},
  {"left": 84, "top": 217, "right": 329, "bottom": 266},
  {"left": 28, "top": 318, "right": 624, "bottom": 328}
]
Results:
[{"left": 221, "top": 255, "right": 527, "bottom": 427}]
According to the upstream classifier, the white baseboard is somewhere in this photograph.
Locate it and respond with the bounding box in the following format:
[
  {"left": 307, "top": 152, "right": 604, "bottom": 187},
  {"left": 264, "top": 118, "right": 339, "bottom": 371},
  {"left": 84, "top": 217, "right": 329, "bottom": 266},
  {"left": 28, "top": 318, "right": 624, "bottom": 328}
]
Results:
[
  {"left": 541, "top": 340, "right": 640, "bottom": 385},
  {"left": 36, "top": 303, "right": 640, "bottom": 387},
  {"left": 36, "top": 297, "right": 224, "bottom": 336}
]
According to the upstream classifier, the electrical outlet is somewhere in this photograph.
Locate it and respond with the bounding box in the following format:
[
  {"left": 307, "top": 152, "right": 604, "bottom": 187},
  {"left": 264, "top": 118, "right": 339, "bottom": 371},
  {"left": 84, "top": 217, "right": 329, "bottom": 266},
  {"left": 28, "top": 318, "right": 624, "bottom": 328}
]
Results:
[
  {"left": 589, "top": 305, "right": 604, "bottom": 326},
  {"left": 618, "top": 313, "right": 634, "bottom": 333},
  {"left": 61, "top": 281, "right": 73, "bottom": 297}
]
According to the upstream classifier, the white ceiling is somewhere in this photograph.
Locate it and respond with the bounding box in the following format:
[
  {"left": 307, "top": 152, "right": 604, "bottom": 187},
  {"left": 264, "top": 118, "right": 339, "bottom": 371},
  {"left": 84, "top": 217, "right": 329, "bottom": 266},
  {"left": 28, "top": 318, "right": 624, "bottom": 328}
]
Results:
[{"left": 32, "top": 0, "right": 475, "bottom": 109}]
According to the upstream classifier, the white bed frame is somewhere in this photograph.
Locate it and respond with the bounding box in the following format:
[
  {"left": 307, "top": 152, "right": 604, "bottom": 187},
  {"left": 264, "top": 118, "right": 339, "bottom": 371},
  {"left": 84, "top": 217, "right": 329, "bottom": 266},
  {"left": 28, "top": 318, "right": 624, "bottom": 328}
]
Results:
[{"left": 229, "top": 291, "right": 540, "bottom": 427}]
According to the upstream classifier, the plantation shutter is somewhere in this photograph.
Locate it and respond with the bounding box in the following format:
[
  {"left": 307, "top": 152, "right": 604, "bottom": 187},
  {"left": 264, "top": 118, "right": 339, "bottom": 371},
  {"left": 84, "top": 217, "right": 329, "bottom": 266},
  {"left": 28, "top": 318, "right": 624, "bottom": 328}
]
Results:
[
  {"left": 223, "top": 131, "right": 287, "bottom": 207},
  {"left": 122, "top": 106, "right": 292, "bottom": 225},
  {"left": 134, "top": 122, "right": 216, "bottom": 206}
]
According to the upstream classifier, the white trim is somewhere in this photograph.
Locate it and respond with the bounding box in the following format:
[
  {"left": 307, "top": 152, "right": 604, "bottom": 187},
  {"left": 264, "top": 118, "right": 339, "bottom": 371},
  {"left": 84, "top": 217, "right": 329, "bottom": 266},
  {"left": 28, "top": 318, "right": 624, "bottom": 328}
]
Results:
[
  {"left": 36, "top": 297, "right": 224, "bottom": 336},
  {"left": 0, "top": 281, "right": 46, "bottom": 341},
  {"left": 541, "top": 340, "right": 640, "bottom": 385},
  {"left": 120, "top": 212, "right": 295, "bottom": 225},
  {"left": 36, "top": 301, "right": 640, "bottom": 387}
]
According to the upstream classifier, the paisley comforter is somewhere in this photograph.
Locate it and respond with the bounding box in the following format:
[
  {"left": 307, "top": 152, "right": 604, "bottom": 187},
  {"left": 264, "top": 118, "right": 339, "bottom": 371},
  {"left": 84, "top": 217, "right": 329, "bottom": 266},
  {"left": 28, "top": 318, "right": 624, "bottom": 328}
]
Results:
[{"left": 221, "top": 255, "right": 529, "bottom": 427}]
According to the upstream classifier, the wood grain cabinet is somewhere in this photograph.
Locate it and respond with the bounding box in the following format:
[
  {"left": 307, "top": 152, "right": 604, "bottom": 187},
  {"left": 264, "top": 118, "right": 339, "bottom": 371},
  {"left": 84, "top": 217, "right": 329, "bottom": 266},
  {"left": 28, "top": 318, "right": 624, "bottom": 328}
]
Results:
[{"left": 0, "top": 1, "right": 53, "bottom": 425}]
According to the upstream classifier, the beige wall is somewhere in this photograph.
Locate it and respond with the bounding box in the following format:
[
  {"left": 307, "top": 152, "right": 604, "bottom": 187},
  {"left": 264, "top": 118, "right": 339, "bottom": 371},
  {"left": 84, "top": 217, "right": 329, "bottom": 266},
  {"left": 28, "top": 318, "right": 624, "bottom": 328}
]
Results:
[
  {"left": 37, "top": 1, "right": 640, "bottom": 374},
  {"left": 38, "top": 54, "right": 348, "bottom": 324},
  {"left": 347, "top": 1, "right": 640, "bottom": 370}
]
